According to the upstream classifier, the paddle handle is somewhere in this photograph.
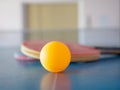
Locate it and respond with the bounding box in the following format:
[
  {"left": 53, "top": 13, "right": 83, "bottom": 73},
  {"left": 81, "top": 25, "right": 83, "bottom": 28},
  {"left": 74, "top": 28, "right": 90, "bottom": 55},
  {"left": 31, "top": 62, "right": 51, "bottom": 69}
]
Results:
[{"left": 95, "top": 47, "right": 120, "bottom": 55}]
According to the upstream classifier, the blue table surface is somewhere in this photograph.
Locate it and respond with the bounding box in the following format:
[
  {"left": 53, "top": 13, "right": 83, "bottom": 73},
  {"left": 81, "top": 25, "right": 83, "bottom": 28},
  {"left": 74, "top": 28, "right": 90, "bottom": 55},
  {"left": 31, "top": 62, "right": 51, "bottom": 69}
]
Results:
[{"left": 0, "top": 47, "right": 120, "bottom": 90}]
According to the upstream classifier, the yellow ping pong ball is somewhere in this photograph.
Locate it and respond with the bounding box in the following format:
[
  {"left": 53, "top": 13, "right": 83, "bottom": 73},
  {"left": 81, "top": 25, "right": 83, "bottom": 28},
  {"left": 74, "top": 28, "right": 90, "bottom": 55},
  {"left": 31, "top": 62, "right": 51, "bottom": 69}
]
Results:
[{"left": 40, "top": 41, "right": 71, "bottom": 72}]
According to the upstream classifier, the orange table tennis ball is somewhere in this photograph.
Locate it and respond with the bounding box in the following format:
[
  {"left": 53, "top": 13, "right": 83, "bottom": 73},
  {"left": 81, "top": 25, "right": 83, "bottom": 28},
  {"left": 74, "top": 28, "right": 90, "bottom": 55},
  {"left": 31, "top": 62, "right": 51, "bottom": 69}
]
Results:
[{"left": 40, "top": 41, "right": 71, "bottom": 72}]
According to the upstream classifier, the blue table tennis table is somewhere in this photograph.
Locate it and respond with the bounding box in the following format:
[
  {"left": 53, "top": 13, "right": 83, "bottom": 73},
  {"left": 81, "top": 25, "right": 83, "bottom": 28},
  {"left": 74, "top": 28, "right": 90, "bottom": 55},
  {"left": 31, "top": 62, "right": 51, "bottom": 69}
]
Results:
[{"left": 0, "top": 47, "right": 120, "bottom": 90}]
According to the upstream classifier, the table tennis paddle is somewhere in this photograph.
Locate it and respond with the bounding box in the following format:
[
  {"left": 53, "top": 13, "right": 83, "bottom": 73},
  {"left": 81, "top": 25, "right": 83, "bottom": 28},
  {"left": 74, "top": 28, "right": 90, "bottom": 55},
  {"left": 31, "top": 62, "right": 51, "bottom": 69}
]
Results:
[{"left": 21, "top": 40, "right": 100, "bottom": 62}]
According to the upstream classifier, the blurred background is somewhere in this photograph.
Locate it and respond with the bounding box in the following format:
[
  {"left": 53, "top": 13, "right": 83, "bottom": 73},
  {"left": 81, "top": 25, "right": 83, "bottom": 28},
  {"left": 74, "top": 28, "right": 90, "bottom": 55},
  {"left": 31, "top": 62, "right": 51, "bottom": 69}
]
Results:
[{"left": 0, "top": 0, "right": 120, "bottom": 47}]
